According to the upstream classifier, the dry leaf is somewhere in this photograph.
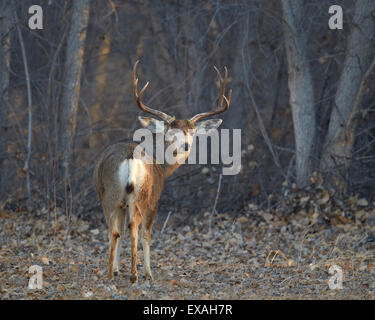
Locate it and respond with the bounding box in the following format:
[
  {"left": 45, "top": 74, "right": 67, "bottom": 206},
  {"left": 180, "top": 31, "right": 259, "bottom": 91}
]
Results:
[
  {"left": 72, "top": 266, "right": 79, "bottom": 273},
  {"left": 252, "top": 186, "right": 260, "bottom": 196},
  {"left": 237, "top": 216, "right": 248, "bottom": 224},
  {"left": 170, "top": 279, "right": 179, "bottom": 286},
  {"left": 317, "top": 190, "right": 330, "bottom": 205},
  {"left": 357, "top": 198, "right": 368, "bottom": 207},
  {"left": 249, "top": 161, "right": 258, "bottom": 170},
  {"left": 90, "top": 229, "right": 99, "bottom": 235},
  {"left": 0, "top": 210, "right": 11, "bottom": 219}
]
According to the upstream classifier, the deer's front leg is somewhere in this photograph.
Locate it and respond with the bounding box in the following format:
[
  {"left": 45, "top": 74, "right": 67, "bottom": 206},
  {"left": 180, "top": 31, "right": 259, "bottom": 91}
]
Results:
[
  {"left": 128, "top": 209, "right": 141, "bottom": 283},
  {"left": 141, "top": 229, "right": 152, "bottom": 280}
]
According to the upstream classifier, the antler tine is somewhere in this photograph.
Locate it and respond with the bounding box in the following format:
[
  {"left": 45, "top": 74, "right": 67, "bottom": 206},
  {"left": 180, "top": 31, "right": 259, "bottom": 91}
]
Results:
[
  {"left": 189, "top": 66, "right": 231, "bottom": 123},
  {"left": 215, "top": 65, "right": 228, "bottom": 109},
  {"left": 132, "top": 60, "right": 174, "bottom": 123},
  {"left": 213, "top": 66, "right": 223, "bottom": 83}
]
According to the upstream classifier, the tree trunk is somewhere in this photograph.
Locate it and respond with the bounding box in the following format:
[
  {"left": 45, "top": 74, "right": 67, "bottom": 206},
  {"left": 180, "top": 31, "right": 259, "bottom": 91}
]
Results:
[
  {"left": 89, "top": 34, "right": 111, "bottom": 148},
  {"left": 0, "top": 0, "right": 11, "bottom": 197},
  {"left": 14, "top": 4, "right": 33, "bottom": 204},
  {"left": 281, "top": 0, "right": 316, "bottom": 188},
  {"left": 60, "top": 0, "right": 90, "bottom": 180},
  {"left": 321, "top": 0, "right": 375, "bottom": 191}
]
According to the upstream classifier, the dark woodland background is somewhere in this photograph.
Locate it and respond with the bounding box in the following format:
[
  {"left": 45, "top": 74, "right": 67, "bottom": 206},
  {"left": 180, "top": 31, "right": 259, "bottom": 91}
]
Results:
[{"left": 1, "top": 0, "right": 375, "bottom": 220}]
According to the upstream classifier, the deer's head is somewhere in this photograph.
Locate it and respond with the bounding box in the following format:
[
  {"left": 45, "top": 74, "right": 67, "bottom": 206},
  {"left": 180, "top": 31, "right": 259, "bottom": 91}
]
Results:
[{"left": 133, "top": 61, "right": 232, "bottom": 163}]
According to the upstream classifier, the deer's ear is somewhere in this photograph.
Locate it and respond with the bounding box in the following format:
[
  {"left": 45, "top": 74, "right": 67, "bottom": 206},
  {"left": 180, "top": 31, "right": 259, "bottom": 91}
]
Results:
[
  {"left": 138, "top": 116, "right": 165, "bottom": 133},
  {"left": 195, "top": 119, "right": 223, "bottom": 133}
]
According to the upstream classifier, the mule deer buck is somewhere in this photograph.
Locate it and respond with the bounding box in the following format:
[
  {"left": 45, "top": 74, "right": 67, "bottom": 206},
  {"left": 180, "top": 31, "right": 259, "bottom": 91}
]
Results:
[{"left": 93, "top": 61, "right": 231, "bottom": 282}]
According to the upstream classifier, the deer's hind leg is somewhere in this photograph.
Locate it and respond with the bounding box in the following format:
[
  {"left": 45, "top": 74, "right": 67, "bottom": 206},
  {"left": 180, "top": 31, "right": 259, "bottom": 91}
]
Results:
[
  {"left": 106, "top": 208, "right": 123, "bottom": 280},
  {"left": 128, "top": 205, "right": 142, "bottom": 283},
  {"left": 113, "top": 207, "right": 126, "bottom": 276}
]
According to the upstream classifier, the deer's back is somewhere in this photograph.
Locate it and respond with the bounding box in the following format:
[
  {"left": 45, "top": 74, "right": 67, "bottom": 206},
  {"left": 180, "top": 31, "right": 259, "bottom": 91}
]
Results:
[{"left": 93, "top": 141, "right": 165, "bottom": 211}]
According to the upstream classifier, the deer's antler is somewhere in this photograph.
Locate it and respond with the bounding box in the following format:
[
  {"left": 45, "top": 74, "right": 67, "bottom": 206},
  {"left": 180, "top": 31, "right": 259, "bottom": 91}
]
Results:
[
  {"left": 133, "top": 60, "right": 175, "bottom": 123},
  {"left": 189, "top": 66, "right": 232, "bottom": 123}
]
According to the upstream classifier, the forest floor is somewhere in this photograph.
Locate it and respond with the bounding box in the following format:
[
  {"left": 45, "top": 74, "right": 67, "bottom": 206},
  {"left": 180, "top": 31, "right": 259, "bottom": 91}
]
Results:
[{"left": 1, "top": 189, "right": 375, "bottom": 300}]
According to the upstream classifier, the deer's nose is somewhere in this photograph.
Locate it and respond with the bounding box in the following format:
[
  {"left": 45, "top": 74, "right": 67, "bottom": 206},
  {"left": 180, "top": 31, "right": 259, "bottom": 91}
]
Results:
[{"left": 184, "top": 143, "right": 190, "bottom": 151}]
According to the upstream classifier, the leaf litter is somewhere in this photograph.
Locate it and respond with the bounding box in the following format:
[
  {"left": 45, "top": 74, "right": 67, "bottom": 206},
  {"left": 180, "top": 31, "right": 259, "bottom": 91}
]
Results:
[{"left": 1, "top": 187, "right": 375, "bottom": 300}]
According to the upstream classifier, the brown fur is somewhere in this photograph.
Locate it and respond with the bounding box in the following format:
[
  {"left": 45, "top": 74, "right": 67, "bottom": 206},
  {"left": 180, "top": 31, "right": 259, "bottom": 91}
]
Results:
[
  {"left": 94, "top": 62, "right": 230, "bottom": 282},
  {"left": 92, "top": 134, "right": 186, "bottom": 281}
]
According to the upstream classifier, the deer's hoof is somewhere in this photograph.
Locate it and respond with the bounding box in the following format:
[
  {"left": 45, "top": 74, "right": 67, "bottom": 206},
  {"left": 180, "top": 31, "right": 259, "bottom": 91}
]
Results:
[
  {"left": 130, "top": 274, "right": 138, "bottom": 283},
  {"left": 145, "top": 273, "right": 154, "bottom": 281}
]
